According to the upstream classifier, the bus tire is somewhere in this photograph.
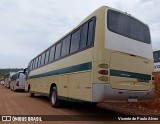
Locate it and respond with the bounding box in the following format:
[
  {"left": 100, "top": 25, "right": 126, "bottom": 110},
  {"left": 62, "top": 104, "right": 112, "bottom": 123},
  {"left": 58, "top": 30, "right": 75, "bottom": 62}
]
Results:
[{"left": 50, "top": 87, "right": 61, "bottom": 108}]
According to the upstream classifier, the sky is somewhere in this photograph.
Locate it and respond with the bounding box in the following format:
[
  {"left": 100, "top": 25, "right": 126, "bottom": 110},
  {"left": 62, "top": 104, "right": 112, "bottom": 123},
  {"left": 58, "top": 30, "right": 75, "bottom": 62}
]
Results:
[{"left": 0, "top": 0, "right": 160, "bottom": 68}]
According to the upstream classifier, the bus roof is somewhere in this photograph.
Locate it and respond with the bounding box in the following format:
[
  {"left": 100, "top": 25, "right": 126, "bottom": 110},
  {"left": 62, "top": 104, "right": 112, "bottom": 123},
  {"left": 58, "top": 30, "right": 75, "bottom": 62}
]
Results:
[{"left": 29, "top": 6, "right": 149, "bottom": 62}]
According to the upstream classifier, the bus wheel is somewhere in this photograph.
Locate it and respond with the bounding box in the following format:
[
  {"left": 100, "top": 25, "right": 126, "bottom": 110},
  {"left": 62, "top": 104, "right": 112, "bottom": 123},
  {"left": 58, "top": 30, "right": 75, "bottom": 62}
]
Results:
[
  {"left": 29, "top": 88, "right": 34, "bottom": 97},
  {"left": 50, "top": 87, "right": 61, "bottom": 108}
]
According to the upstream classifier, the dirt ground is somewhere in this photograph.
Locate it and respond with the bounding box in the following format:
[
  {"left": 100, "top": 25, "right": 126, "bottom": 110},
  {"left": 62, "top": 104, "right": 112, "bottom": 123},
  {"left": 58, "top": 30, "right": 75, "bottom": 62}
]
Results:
[
  {"left": 0, "top": 84, "right": 126, "bottom": 124},
  {"left": 98, "top": 72, "right": 160, "bottom": 115},
  {"left": 0, "top": 76, "right": 160, "bottom": 123}
]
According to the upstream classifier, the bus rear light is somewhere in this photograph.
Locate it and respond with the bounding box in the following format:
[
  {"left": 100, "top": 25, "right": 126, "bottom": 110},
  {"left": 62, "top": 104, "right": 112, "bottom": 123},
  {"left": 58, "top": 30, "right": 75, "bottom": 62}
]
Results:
[
  {"left": 16, "top": 81, "right": 19, "bottom": 86},
  {"left": 98, "top": 70, "right": 108, "bottom": 75}
]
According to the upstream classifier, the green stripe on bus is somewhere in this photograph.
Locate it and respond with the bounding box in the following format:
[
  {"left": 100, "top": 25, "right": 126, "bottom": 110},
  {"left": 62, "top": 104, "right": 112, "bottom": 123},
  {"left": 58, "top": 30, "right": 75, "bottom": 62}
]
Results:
[
  {"left": 110, "top": 69, "right": 151, "bottom": 80},
  {"left": 29, "top": 62, "right": 92, "bottom": 79}
]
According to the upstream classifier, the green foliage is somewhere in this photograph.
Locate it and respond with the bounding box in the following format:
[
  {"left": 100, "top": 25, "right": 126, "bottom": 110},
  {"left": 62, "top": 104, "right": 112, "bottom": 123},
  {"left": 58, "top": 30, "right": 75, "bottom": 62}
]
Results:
[{"left": 0, "top": 68, "right": 23, "bottom": 79}]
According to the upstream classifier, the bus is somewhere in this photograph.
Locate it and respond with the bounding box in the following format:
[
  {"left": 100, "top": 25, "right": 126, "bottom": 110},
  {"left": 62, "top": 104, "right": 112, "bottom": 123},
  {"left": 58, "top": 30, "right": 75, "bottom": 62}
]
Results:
[
  {"left": 153, "top": 50, "right": 160, "bottom": 72},
  {"left": 25, "top": 6, "right": 154, "bottom": 107},
  {"left": 4, "top": 72, "right": 16, "bottom": 88},
  {"left": 10, "top": 71, "right": 26, "bottom": 92}
]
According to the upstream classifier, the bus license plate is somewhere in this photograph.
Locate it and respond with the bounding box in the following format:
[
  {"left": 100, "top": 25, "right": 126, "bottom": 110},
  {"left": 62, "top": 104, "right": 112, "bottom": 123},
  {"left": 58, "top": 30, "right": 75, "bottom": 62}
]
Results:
[{"left": 128, "top": 98, "right": 137, "bottom": 102}]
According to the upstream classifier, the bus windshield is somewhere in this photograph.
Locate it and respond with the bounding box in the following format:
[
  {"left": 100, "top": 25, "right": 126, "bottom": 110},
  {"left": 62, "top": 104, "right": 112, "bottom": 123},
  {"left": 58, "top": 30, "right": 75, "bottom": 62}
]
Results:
[{"left": 107, "top": 9, "right": 151, "bottom": 44}]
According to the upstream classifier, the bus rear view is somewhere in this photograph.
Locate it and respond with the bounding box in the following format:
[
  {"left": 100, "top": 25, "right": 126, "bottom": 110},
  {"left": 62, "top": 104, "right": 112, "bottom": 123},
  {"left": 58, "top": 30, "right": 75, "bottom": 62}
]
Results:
[{"left": 93, "top": 7, "right": 154, "bottom": 103}]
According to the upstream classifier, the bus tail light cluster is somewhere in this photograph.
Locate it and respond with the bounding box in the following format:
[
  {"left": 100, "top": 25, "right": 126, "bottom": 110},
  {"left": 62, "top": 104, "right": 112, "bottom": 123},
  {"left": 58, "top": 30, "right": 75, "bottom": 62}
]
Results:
[
  {"left": 16, "top": 81, "right": 19, "bottom": 86},
  {"left": 98, "top": 63, "right": 109, "bottom": 81}
]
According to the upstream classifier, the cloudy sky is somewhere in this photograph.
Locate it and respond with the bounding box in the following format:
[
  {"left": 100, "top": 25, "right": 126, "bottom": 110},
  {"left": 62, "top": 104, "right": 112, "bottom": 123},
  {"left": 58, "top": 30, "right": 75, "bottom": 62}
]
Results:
[{"left": 0, "top": 0, "right": 160, "bottom": 68}]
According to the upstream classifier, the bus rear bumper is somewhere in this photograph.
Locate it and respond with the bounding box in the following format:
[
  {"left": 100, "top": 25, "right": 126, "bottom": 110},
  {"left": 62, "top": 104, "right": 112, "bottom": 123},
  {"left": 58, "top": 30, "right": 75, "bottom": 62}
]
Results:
[{"left": 92, "top": 83, "right": 154, "bottom": 102}]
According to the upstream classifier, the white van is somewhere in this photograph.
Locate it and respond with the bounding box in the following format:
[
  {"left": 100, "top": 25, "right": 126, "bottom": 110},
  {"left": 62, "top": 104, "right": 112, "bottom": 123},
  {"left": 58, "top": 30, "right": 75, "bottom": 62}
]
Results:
[
  {"left": 10, "top": 71, "right": 26, "bottom": 91},
  {"left": 4, "top": 72, "right": 16, "bottom": 88}
]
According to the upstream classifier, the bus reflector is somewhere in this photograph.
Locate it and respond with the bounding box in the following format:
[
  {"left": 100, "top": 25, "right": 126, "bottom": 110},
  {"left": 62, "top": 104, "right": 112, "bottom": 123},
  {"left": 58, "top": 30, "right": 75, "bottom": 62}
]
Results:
[
  {"left": 98, "top": 64, "right": 108, "bottom": 69},
  {"left": 98, "top": 76, "right": 108, "bottom": 81},
  {"left": 98, "top": 70, "right": 108, "bottom": 75}
]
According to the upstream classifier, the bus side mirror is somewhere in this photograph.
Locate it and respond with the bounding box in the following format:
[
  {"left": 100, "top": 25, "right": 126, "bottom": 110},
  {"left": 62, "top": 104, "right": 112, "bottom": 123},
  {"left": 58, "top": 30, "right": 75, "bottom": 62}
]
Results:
[
  {"left": 23, "top": 68, "right": 29, "bottom": 75},
  {"left": 23, "top": 68, "right": 26, "bottom": 74}
]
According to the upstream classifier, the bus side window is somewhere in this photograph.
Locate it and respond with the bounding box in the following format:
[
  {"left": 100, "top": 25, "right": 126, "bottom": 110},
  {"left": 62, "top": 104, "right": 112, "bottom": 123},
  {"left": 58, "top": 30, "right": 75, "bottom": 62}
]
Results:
[
  {"left": 35, "top": 57, "right": 39, "bottom": 68},
  {"left": 32, "top": 59, "right": 36, "bottom": 69},
  {"left": 41, "top": 52, "right": 46, "bottom": 66},
  {"left": 38, "top": 55, "right": 42, "bottom": 67},
  {"left": 55, "top": 42, "right": 62, "bottom": 60},
  {"left": 49, "top": 46, "right": 55, "bottom": 62},
  {"left": 80, "top": 23, "right": 88, "bottom": 49},
  {"left": 45, "top": 50, "right": 50, "bottom": 64},
  {"left": 87, "top": 20, "right": 95, "bottom": 47},
  {"left": 70, "top": 29, "right": 81, "bottom": 53},
  {"left": 61, "top": 35, "right": 71, "bottom": 57}
]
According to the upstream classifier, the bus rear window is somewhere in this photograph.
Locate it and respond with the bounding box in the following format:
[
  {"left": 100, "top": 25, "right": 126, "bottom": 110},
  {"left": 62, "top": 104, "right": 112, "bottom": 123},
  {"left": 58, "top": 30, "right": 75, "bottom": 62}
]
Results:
[{"left": 107, "top": 9, "right": 151, "bottom": 44}]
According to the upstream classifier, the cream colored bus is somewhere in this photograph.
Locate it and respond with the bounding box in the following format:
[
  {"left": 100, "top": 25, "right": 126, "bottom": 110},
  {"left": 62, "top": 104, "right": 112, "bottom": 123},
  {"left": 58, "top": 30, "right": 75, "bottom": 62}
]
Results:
[{"left": 25, "top": 6, "right": 154, "bottom": 107}]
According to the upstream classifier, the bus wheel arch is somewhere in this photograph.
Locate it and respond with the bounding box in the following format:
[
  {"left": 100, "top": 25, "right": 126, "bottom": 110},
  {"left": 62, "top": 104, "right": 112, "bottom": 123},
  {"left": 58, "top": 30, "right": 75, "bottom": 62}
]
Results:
[{"left": 50, "top": 83, "right": 57, "bottom": 94}]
